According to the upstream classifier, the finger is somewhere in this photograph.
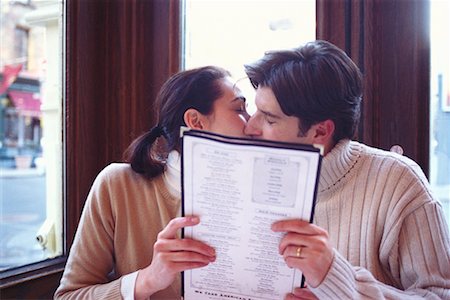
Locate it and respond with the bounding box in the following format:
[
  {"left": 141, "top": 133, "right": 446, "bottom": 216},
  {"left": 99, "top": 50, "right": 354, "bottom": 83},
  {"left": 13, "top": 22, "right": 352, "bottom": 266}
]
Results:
[
  {"left": 282, "top": 245, "right": 306, "bottom": 259},
  {"left": 285, "top": 293, "right": 301, "bottom": 300},
  {"left": 168, "top": 261, "right": 211, "bottom": 273},
  {"left": 162, "top": 251, "right": 216, "bottom": 264},
  {"left": 292, "top": 287, "right": 303, "bottom": 296},
  {"left": 158, "top": 216, "right": 200, "bottom": 239},
  {"left": 292, "top": 287, "right": 318, "bottom": 300},
  {"left": 278, "top": 233, "right": 319, "bottom": 254},
  {"left": 155, "top": 238, "right": 216, "bottom": 257},
  {"left": 272, "top": 220, "right": 324, "bottom": 235}
]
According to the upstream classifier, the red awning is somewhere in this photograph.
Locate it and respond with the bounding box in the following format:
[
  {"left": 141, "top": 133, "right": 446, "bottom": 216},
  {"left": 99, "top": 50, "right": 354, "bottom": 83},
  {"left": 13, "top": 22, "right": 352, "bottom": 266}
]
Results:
[{"left": 8, "top": 90, "right": 41, "bottom": 117}]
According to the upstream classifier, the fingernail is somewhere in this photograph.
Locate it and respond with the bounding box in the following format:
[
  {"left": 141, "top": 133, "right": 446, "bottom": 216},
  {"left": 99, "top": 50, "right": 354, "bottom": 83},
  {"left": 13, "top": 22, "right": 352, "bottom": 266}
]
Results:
[
  {"left": 209, "top": 248, "right": 216, "bottom": 256},
  {"left": 188, "top": 216, "right": 199, "bottom": 223}
]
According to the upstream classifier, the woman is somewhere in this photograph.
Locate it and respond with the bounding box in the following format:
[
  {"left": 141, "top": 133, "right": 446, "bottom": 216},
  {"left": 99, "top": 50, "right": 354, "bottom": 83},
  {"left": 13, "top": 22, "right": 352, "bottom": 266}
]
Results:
[{"left": 55, "top": 66, "right": 250, "bottom": 299}]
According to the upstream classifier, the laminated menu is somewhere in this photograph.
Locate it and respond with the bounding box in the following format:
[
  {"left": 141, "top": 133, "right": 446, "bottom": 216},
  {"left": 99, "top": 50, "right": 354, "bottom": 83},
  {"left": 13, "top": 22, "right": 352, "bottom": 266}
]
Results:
[{"left": 181, "top": 129, "right": 322, "bottom": 300}]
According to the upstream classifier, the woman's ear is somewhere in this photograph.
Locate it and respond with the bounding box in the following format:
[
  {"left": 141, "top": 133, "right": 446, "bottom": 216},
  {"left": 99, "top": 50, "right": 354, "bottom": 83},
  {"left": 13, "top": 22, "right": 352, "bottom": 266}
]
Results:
[{"left": 183, "top": 108, "right": 207, "bottom": 130}]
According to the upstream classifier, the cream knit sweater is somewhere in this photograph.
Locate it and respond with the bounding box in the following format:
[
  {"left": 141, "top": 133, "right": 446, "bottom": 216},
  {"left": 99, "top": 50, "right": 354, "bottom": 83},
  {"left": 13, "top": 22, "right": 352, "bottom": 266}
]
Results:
[
  {"left": 310, "top": 139, "right": 450, "bottom": 299},
  {"left": 55, "top": 140, "right": 450, "bottom": 299}
]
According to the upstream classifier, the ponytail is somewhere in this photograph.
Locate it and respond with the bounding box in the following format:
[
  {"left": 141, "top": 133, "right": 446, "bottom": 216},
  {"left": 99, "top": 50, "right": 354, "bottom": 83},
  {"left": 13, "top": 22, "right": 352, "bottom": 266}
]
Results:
[
  {"left": 123, "top": 66, "right": 231, "bottom": 179},
  {"left": 124, "top": 125, "right": 167, "bottom": 179}
]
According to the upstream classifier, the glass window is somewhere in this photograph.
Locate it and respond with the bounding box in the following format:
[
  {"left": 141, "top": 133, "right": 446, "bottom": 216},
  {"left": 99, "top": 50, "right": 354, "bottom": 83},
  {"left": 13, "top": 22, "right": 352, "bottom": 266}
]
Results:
[
  {"left": 430, "top": 0, "right": 450, "bottom": 230},
  {"left": 14, "top": 26, "right": 29, "bottom": 67},
  {"left": 0, "top": 0, "right": 64, "bottom": 271},
  {"left": 183, "top": 0, "right": 316, "bottom": 113}
]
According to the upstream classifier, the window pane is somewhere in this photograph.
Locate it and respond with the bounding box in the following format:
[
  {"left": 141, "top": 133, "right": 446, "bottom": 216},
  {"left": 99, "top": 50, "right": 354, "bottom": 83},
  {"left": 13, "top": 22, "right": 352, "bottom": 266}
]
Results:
[
  {"left": 183, "top": 0, "right": 316, "bottom": 113},
  {"left": 0, "top": 0, "right": 64, "bottom": 271},
  {"left": 430, "top": 0, "right": 450, "bottom": 230}
]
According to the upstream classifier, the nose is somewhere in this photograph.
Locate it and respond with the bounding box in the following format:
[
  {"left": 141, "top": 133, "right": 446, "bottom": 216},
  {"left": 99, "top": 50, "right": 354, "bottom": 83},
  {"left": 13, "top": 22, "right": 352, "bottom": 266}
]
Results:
[{"left": 244, "top": 115, "right": 262, "bottom": 137}]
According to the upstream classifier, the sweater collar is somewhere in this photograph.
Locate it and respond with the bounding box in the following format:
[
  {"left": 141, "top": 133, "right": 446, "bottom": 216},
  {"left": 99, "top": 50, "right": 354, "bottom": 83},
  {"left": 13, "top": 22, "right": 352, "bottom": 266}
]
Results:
[
  {"left": 318, "top": 139, "right": 363, "bottom": 194},
  {"left": 163, "top": 150, "right": 181, "bottom": 198}
]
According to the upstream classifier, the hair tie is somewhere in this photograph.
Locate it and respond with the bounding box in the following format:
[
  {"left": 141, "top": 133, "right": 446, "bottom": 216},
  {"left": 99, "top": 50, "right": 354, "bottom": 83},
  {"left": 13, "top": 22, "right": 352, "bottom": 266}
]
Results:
[
  {"left": 149, "top": 125, "right": 169, "bottom": 139},
  {"left": 149, "top": 126, "right": 163, "bottom": 138}
]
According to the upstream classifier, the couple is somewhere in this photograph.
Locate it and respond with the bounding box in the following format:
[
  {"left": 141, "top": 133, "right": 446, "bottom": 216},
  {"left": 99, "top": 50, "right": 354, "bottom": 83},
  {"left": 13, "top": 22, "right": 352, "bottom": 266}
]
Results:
[{"left": 55, "top": 41, "right": 450, "bottom": 299}]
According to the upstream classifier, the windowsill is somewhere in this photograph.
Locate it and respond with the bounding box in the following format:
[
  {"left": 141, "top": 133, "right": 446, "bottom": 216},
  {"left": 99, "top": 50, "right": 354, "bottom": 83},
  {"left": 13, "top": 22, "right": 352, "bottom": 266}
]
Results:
[{"left": 0, "top": 256, "right": 66, "bottom": 289}]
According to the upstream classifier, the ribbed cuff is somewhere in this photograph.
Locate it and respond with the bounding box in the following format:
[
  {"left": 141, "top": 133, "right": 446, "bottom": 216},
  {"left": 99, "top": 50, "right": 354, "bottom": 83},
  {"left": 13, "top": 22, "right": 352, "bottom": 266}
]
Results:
[
  {"left": 95, "top": 278, "right": 123, "bottom": 299},
  {"left": 310, "top": 249, "right": 356, "bottom": 299}
]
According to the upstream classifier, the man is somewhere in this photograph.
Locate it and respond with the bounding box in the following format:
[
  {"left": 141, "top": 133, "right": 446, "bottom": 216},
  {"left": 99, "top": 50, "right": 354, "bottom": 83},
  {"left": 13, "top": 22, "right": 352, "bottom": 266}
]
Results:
[{"left": 244, "top": 40, "right": 450, "bottom": 299}]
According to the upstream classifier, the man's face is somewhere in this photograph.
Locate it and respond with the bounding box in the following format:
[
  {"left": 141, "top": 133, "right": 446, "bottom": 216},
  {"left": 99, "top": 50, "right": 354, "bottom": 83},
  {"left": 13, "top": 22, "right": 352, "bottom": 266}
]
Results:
[{"left": 244, "top": 86, "right": 316, "bottom": 144}]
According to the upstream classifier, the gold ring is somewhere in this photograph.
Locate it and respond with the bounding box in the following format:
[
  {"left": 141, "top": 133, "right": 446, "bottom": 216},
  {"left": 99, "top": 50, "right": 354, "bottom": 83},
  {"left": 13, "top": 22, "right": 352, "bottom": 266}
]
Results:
[{"left": 296, "top": 246, "right": 303, "bottom": 258}]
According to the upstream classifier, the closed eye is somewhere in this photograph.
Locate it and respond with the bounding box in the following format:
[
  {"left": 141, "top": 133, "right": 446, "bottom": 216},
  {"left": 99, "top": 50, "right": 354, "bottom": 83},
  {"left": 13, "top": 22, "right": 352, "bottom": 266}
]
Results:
[
  {"left": 265, "top": 117, "right": 276, "bottom": 125},
  {"left": 261, "top": 111, "right": 279, "bottom": 125},
  {"left": 233, "top": 97, "right": 248, "bottom": 113}
]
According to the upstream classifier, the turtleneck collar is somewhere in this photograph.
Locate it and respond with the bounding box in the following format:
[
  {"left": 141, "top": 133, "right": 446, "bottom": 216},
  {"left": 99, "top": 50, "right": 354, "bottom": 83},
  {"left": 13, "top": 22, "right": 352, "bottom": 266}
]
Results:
[
  {"left": 163, "top": 150, "right": 181, "bottom": 198},
  {"left": 318, "top": 139, "right": 363, "bottom": 194}
]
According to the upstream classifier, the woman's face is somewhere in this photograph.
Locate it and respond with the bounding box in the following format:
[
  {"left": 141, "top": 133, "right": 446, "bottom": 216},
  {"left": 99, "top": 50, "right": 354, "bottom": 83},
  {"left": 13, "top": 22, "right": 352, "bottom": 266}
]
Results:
[{"left": 203, "top": 77, "right": 250, "bottom": 138}]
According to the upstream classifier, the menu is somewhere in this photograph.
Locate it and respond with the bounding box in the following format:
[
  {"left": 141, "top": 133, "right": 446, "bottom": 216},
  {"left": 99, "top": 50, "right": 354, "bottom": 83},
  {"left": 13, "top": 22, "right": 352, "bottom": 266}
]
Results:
[{"left": 181, "top": 129, "right": 322, "bottom": 300}]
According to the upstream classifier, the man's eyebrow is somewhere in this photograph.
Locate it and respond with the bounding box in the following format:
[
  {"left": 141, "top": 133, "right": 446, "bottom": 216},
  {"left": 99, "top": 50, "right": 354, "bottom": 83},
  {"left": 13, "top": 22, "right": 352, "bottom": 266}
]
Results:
[{"left": 259, "top": 109, "right": 281, "bottom": 119}]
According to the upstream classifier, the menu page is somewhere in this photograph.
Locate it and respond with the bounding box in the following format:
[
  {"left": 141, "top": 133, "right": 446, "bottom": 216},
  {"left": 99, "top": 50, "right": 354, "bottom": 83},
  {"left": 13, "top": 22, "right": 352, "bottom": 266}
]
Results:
[{"left": 182, "top": 131, "right": 321, "bottom": 300}]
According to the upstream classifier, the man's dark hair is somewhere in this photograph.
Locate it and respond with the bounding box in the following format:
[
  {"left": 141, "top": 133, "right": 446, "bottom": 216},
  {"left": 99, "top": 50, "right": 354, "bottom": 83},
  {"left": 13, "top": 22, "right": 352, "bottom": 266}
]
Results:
[{"left": 244, "top": 40, "right": 363, "bottom": 143}]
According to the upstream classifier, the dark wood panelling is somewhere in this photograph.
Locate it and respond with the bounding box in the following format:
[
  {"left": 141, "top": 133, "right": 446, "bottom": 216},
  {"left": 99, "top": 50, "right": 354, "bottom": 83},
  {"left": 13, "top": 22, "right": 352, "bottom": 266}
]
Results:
[
  {"left": 317, "top": 0, "right": 430, "bottom": 174},
  {"left": 65, "top": 0, "right": 181, "bottom": 248},
  {"left": 371, "top": 0, "right": 430, "bottom": 174},
  {"left": 317, "top": 0, "right": 347, "bottom": 51}
]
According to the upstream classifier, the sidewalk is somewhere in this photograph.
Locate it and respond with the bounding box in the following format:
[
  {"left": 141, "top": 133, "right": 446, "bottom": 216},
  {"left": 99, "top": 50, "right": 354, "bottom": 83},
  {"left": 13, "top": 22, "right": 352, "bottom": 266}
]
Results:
[{"left": 0, "top": 167, "right": 45, "bottom": 178}]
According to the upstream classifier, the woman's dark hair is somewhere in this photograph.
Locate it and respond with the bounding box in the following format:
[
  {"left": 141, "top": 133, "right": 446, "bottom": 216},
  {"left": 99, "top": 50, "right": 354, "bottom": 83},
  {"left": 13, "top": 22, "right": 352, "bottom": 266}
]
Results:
[
  {"left": 124, "top": 66, "right": 230, "bottom": 178},
  {"left": 244, "top": 40, "right": 363, "bottom": 143}
]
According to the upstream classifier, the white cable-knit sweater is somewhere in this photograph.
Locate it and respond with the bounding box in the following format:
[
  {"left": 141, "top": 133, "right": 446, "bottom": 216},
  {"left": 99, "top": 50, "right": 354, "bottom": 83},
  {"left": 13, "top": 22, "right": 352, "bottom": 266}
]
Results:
[{"left": 310, "top": 139, "right": 450, "bottom": 299}]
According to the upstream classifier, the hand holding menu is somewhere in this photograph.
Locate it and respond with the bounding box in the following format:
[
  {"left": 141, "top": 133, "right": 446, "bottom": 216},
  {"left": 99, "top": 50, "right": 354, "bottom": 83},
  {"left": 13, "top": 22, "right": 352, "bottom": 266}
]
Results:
[{"left": 181, "top": 130, "right": 322, "bottom": 300}]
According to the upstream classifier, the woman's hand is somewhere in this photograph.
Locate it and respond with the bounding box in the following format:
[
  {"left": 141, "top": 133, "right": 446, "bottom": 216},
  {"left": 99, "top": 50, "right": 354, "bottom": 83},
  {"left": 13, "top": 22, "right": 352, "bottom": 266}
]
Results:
[
  {"left": 285, "top": 287, "right": 319, "bottom": 300},
  {"left": 272, "top": 219, "right": 334, "bottom": 288},
  {"left": 135, "top": 216, "right": 216, "bottom": 299}
]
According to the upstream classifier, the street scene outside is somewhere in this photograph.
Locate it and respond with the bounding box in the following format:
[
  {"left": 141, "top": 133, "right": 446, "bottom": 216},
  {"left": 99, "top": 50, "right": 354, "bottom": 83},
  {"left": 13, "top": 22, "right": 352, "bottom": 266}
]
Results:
[
  {"left": 0, "top": 170, "right": 46, "bottom": 271},
  {"left": 1, "top": 0, "right": 63, "bottom": 271}
]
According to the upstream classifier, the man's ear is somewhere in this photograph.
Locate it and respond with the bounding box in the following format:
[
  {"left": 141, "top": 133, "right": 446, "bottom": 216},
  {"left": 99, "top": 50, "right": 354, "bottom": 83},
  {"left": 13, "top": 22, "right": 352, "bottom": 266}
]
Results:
[
  {"left": 183, "top": 108, "right": 207, "bottom": 130},
  {"left": 312, "top": 119, "right": 335, "bottom": 143}
]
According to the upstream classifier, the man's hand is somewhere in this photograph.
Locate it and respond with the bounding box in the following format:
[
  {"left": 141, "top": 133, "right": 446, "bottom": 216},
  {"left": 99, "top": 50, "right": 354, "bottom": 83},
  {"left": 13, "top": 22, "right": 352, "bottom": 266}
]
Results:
[{"left": 272, "top": 219, "right": 334, "bottom": 288}]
